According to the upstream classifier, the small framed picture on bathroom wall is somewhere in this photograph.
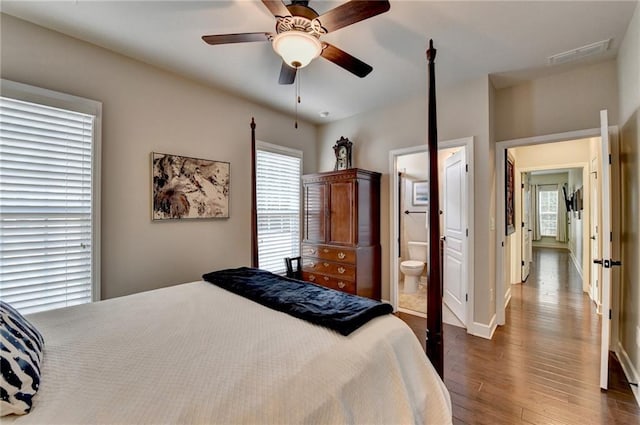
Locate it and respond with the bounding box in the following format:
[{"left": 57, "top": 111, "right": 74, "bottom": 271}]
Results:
[{"left": 412, "top": 181, "right": 429, "bottom": 206}]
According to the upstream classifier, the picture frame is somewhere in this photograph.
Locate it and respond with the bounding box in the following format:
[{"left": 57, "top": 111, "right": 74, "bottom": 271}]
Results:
[
  {"left": 333, "top": 136, "right": 353, "bottom": 171},
  {"left": 505, "top": 152, "right": 516, "bottom": 235},
  {"left": 412, "top": 180, "right": 429, "bottom": 206},
  {"left": 151, "top": 152, "right": 230, "bottom": 220}
]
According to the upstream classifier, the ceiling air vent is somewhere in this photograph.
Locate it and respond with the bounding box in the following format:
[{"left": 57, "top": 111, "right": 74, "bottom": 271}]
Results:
[{"left": 547, "top": 38, "right": 611, "bottom": 65}]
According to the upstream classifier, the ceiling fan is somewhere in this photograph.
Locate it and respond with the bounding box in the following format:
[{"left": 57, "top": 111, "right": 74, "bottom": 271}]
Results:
[{"left": 202, "top": 0, "right": 391, "bottom": 84}]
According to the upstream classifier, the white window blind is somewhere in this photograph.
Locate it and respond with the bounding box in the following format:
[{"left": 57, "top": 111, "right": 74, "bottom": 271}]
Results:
[
  {"left": 256, "top": 143, "right": 302, "bottom": 274},
  {"left": 539, "top": 186, "right": 558, "bottom": 237},
  {"left": 0, "top": 95, "right": 95, "bottom": 314}
]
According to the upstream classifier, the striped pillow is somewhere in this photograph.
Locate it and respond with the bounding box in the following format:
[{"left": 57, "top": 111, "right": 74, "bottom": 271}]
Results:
[{"left": 0, "top": 301, "right": 45, "bottom": 416}]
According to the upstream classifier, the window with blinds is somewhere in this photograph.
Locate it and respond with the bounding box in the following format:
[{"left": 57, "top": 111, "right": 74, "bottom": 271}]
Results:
[
  {"left": 0, "top": 88, "right": 99, "bottom": 315},
  {"left": 539, "top": 186, "right": 558, "bottom": 237},
  {"left": 256, "top": 142, "right": 302, "bottom": 275}
]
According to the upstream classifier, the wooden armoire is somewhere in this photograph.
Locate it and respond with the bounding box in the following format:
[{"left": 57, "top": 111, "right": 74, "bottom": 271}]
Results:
[{"left": 301, "top": 168, "right": 381, "bottom": 300}]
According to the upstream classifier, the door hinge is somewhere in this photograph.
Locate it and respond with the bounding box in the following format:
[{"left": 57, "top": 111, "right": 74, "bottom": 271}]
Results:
[
  {"left": 466, "top": 293, "right": 468, "bottom": 302},
  {"left": 466, "top": 228, "right": 469, "bottom": 237},
  {"left": 465, "top": 164, "right": 469, "bottom": 172},
  {"left": 521, "top": 260, "right": 525, "bottom": 266},
  {"left": 609, "top": 154, "right": 612, "bottom": 165},
  {"left": 610, "top": 232, "right": 613, "bottom": 242},
  {"left": 521, "top": 183, "right": 524, "bottom": 189},
  {"left": 521, "top": 222, "right": 525, "bottom": 228},
  {"left": 609, "top": 309, "right": 612, "bottom": 320}
]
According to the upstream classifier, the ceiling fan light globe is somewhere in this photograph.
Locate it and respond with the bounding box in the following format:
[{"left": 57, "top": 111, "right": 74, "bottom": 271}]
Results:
[{"left": 272, "top": 31, "right": 322, "bottom": 69}]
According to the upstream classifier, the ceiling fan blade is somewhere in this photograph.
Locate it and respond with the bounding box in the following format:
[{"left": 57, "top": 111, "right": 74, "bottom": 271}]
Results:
[
  {"left": 320, "top": 43, "right": 373, "bottom": 78},
  {"left": 261, "top": 0, "right": 292, "bottom": 18},
  {"left": 316, "top": 0, "right": 390, "bottom": 33},
  {"left": 202, "top": 33, "right": 272, "bottom": 45},
  {"left": 278, "top": 62, "right": 297, "bottom": 85}
]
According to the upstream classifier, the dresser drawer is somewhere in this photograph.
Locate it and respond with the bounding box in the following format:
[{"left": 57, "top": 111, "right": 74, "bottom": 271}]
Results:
[
  {"left": 302, "top": 244, "right": 356, "bottom": 264},
  {"left": 302, "top": 258, "right": 356, "bottom": 280},
  {"left": 302, "top": 272, "right": 356, "bottom": 295}
]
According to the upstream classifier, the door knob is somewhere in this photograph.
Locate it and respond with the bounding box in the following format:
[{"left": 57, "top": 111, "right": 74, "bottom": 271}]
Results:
[{"left": 591, "top": 236, "right": 596, "bottom": 240}]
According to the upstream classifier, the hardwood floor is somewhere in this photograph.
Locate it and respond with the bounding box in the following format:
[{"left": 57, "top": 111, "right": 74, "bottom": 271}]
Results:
[{"left": 398, "top": 247, "right": 640, "bottom": 424}]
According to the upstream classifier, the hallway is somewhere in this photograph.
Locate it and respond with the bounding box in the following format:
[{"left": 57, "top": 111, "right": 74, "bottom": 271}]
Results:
[{"left": 399, "top": 247, "right": 640, "bottom": 424}]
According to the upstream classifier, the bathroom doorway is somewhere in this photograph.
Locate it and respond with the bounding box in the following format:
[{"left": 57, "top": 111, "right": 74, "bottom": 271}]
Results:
[{"left": 389, "top": 137, "right": 474, "bottom": 329}]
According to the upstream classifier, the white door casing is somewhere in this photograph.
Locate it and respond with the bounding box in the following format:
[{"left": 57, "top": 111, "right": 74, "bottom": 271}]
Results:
[
  {"left": 521, "top": 172, "right": 532, "bottom": 281},
  {"left": 443, "top": 148, "right": 467, "bottom": 325},
  {"left": 598, "top": 110, "right": 614, "bottom": 390}
]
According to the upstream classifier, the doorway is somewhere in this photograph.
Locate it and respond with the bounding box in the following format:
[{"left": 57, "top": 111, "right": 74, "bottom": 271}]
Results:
[
  {"left": 389, "top": 137, "right": 474, "bottom": 329},
  {"left": 495, "top": 119, "right": 621, "bottom": 390}
]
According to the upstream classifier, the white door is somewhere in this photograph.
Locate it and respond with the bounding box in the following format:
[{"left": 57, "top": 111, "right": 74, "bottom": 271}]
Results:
[
  {"left": 598, "top": 109, "right": 617, "bottom": 390},
  {"left": 521, "top": 173, "right": 532, "bottom": 281},
  {"left": 590, "top": 157, "right": 601, "bottom": 310},
  {"left": 443, "top": 148, "right": 467, "bottom": 325}
]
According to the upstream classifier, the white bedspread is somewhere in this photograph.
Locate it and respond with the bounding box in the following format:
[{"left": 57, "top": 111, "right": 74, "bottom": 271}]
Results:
[{"left": 10, "top": 281, "right": 451, "bottom": 424}]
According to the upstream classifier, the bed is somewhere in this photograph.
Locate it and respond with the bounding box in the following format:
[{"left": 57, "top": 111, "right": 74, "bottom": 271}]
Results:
[{"left": 4, "top": 274, "right": 452, "bottom": 424}]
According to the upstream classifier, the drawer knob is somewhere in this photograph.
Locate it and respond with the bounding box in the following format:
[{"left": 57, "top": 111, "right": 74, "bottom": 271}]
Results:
[
  {"left": 309, "top": 275, "right": 316, "bottom": 281},
  {"left": 323, "top": 276, "right": 329, "bottom": 281},
  {"left": 323, "top": 248, "right": 329, "bottom": 253},
  {"left": 337, "top": 267, "right": 345, "bottom": 274},
  {"left": 310, "top": 249, "right": 316, "bottom": 255},
  {"left": 338, "top": 281, "right": 346, "bottom": 289},
  {"left": 310, "top": 262, "right": 315, "bottom": 268},
  {"left": 323, "top": 262, "right": 329, "bottom": 268},
  {"left": 337, "top": 252, "right": 346, "bottom": 260}
]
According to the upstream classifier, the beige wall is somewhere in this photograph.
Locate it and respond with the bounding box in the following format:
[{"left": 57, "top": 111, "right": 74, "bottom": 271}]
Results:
[
  {"left": 495, "top": 60, "right": 619, "bottom": 141},
  {"left": 317, "top": 76, "right": 495, "bottom": 327},
  {"left": 0, "top": 14, "right": 318, "bottom": 300},
  {"left": 616, "top": 1, "right": 640, "bottom": 385}
]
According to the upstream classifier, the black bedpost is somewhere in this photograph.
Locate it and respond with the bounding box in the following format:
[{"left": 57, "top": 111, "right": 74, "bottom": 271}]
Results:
[
  {"left": 426, "top": 39, "right": 444, "bottom": 378},
  {"left": 250, "top": 118, "right": 259, "bottom": 268}
]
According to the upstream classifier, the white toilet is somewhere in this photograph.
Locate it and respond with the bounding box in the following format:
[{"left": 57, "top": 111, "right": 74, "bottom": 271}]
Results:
[{"left": 400, "top": 241, "right": 428, "bottom": 293}]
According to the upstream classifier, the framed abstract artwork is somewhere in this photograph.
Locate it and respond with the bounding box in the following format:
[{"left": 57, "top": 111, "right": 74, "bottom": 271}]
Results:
[
  {"left": 505, "top": 152, "right": 515, "bottom": 235},
  {"left": 151, "top": 152, "right": 230, "bottom": 220}
]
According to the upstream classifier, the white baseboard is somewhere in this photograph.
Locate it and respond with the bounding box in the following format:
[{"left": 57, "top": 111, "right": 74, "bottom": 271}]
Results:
[
  {"left": 615, "top": 341, "right": 640, "bottom": 407},
  {"left": 398, "top": 307, "right": 427, "bottom": 319},
  {"left": 467, "top": 314, "right": 496, "bottom": 340},
  {"left": 569, "top": 250, "right": 583, "bottom": 279},
  {"left": 505, "top": 286, "right": 512, "bottom": 308}
]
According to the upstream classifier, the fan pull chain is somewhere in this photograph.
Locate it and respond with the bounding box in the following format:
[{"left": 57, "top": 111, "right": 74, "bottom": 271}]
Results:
[{"left": 295, "top": 66, "right": 301, "bottom": 129}]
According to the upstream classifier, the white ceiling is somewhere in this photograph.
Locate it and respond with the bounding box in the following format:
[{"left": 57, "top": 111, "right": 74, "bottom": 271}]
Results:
[{"left": 2, "top": 1, "right": 637, "bottom": 124}]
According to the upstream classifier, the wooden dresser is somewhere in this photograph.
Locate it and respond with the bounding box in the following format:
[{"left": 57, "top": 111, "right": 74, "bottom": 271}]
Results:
[{"left": 301, "top": 168, "right": 381, "bottom": 300}]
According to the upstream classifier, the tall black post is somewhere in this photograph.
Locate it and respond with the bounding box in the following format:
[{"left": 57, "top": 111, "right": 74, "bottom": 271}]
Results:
[{"left": 426, "top": 39, "right": 444, "bottom": 378}]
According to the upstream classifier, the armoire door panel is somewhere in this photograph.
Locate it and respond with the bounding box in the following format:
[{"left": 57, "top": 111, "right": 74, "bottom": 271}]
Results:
[
  {"left": 329, "top": 181, "right": 355, "bottom": 244},
  {"left": 304, "top": 183, "right": 327, "bottom": 243}
]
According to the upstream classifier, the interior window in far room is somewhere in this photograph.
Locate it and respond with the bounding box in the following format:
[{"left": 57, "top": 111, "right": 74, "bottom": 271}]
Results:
[
  {"left": 255, "top": 141, "right": 302, "bottom": 274},
  {"left": 538, "top": 186, "right": 558, "bottom": 237}
]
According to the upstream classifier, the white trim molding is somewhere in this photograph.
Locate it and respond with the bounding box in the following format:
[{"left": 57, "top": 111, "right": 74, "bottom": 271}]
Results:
[
  {"left": 615, "top": 341, "right": 640, "bottom": 407},
  {"left": 468, "top": 315, "right": 497, "bottom": 340}
]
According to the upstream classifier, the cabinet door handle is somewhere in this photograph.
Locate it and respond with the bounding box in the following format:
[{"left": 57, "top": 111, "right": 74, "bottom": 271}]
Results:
[
  {"left": 337, "top": 267, "right": 345, "bottom": 274},
  {"left": 323, "top": 248, "right": 329, "bottom": 253},
  {"left": 309, "top": 274, "right": 316, "bottom": 281},
  {"left": 309, "top": 262, "right": 315, "bottom": 268},
  {"left": 338, "top": 281, "right": 346, "bottom": 289},
  {"left": 337, "top": 252, "right": 346, "bottom": 260},
  {"left": 323, "top": 262, "right": 329, "bottom": 268},
  {"left": 323, "top": 276, "right": 329, "bottom": 281},
  {"left": 310, "top": 249, "right": 316, "bottom": 255}
]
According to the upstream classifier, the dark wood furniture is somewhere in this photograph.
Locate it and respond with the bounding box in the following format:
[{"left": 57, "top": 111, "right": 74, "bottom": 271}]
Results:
[{"left": 300, "top": 168, "right": 381, "bottom": 300}]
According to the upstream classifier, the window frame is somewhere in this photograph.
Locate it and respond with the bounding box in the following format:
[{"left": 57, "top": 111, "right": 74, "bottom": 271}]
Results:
[
  {"left": 1, "top": 79, "right": 102, "bottom": 304},
  {"left": 255, "top": 140, "right": 303, "bottom": 275},
  {"left": 538, "top": 185, "right": 558, "bottom": 238}
]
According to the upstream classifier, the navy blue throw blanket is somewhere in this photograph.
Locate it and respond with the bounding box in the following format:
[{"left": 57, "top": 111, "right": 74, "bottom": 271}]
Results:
[{"left": 202, "top": 267, "right": 393, "bottom": 336}]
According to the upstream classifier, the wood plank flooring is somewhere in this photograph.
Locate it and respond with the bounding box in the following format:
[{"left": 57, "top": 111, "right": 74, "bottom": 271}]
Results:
[{"left": 398, "top": 247, "right": 640, "bottom": 424}]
